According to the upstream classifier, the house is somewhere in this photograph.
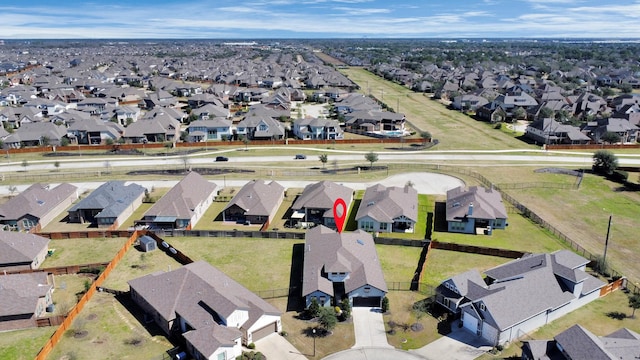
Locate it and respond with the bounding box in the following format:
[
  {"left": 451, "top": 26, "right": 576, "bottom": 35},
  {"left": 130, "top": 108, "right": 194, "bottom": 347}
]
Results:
[
  {"left": 0, "top": 183, "right": 78, "bottom": 232},
  {"left": 0, "top": 272, "right": 54, "bottom": 331},
  {"left": 581, "top": 118, "right": 639, "bottom": 144},
  {"left": 452, "top": 94, "right": 489, "bottom": 112},
  {"left": 123, "top": 112, "right": 181, "bottom": 143},
  {"left": 525, "top": 118, "right": 591, "bottom": 145},
  {"left": 0, "top": 232, "right": 50, "bottom": 271},
  {"left": 4, "top": 122, "right": 68, "bottom": 148},
  {"left": 191, "top": 103, "right": 230, "bottom": 120},
  {"left": 290, "top": 181, "right": 353, "bottom": 228},
  {"left": 235, "top": 115, "right": 285, "bottom": 140},
  {"left": 435, "top": 250, "right": 606, "bottom": 346},
  {"left": 521, "top": 324, "right": 640, "bottom": 360},
  {"left": 128, "top": 261, "right": 281, "bottom": 360},
  {"left": 292, "top": 117, "right": 344, "bottom": 140},
  {"left": 141, "top": 172, "right": 216, "bottom": 230},
  {"left": 67, "top": 181, "right": 146, "bottom": 229},
  {"left": 186, "top": 118, "right": 233, "bottom": 142},
  {"left": 355, "top": 184, "right": 418, "bottom": 233},
  {"left": 446, "top": 186, "right": 508, "bottom": 235},
  {"left": 66, "top": 117, "right": 122, "bottom": 145},
  {"left": 345, "top": 110, "right": 406, "bottom": 134},
  {"left": 222, "top": 180, "right": 284, "bottom": 226},
  {"left": 302, "top": 225, "right": 387, "bottom": 308},
  {"left": 113, "top": 106, "right": 141, "bottom": 126}
]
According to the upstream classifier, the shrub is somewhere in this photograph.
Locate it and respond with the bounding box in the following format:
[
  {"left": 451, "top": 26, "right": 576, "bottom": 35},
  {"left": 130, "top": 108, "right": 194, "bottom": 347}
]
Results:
[
  {"left": 381, "top": 296, "right": 390, "bottom": 313},
  {"left": 247, "top": 342, "right": 255, "bottom": 349}
]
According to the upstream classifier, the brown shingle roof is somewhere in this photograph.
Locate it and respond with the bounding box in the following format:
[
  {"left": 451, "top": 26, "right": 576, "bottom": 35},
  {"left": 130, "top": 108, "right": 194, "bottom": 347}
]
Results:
[
  {"left": 223, "top": 180, "right": 284, "bottom": 217},
  {"left": 355, "top": 184, "right": 418, "bottom": 222},
  {"left": 0, "top": 272, "right": 51, "bottom": 316},
  {"left": 145, "top": 172, "right": 216, "bottom": 219},
  {"left": 0, "top": 232, "right": 50, "bottom": 266}
]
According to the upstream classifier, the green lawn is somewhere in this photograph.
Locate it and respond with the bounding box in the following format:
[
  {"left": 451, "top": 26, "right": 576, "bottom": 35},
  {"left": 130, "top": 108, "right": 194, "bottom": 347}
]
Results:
[
  {"left": 421, "top": 249, "right": 511, "bottom": 288},
  {"left": 377, "top": 244, "right": 423, "bottom": 283},
  {"left": 431, "top": 211, "right": 568, "bottom": 254},
  {"left": 340, "top": 67, "right": 537, "bottom": 151},
  {"left": 46, "top": 292, "right": 173, "bottom": 360},
  {"left": 43, "top": 237, "right": 127, "bottom": 267},
  {"left": 0, "top": 327, "right": 56, "bottom": 360}
]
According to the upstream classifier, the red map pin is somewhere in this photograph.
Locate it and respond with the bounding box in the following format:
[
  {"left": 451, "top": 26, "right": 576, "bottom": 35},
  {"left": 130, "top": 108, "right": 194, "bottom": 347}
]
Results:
[{"left": 333, "top": 198, "right": 347, "bottom": 233}]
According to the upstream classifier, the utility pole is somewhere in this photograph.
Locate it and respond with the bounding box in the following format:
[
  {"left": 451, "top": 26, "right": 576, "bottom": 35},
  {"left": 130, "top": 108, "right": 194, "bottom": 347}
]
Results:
[{"left": 603, "top": 214, "right": 612, "bottom": 266}]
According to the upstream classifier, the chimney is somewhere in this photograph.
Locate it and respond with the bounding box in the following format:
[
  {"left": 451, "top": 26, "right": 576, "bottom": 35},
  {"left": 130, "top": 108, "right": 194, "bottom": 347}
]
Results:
[{"left": 468, "top": 203, "right": 474, "bottom": 216}]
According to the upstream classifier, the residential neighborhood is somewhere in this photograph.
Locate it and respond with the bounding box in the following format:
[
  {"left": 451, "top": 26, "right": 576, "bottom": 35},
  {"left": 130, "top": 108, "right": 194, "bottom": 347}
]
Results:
[{"left": 0, "top": 38, "right": 638, "bottom": 360}]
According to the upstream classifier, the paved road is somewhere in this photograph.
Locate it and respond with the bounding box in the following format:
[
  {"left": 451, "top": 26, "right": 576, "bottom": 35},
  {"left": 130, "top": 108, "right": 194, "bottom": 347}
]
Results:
[{"left": 2, "top": 148, "right": 640, "bottom": 172}]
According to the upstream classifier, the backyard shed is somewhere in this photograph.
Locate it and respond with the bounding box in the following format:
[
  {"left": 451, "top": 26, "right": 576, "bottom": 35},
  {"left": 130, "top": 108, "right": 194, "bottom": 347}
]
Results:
[{"left": 138, "top": 235, "right": 157, "bottom": 252}]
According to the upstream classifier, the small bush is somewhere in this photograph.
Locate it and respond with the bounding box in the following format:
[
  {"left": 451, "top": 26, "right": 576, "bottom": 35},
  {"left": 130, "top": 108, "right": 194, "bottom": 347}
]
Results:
[
  {"left": 381, "top": 296, "right": 390, "bottom": 313},
  {"left": 247, "top": 342, "right": 255, "bottom": 349}
]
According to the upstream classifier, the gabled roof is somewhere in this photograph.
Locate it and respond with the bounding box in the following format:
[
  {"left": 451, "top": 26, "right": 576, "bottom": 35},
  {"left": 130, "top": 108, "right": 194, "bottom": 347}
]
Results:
[
  {"left": 446, "top": 186, "right": 507, "bottom": 222},
  {"left": 459, "top": 251, "right": 605, "bottom": 331},
  {"left": 0, "top": 183, "right": 77, "bottom": 221},
  {"left": 68, "top": 181, "right": 146, "bottom": 219},
  {"left": 145, "top": 172, "right": 216, "bottom": 220},
  {"left": 356, "top": 184, "right": 418, "bottom": 223},
  {"left": 302, "top": 226, "right": 387, "bottom": 297},
  {"left": 128, "top": 260, "right": 279, "bottom": 356},
  {"left": 292, "top": 181, "right": 353, "bottom": 217},
  {"left": 0, "top": 232, "right": 50, "bottom": 266},
  {"left": 0, "top": 272, "right": 51, "bottom": 316},
  {"left": 223, "top": 180, "right": 284, "bottom": 217}
]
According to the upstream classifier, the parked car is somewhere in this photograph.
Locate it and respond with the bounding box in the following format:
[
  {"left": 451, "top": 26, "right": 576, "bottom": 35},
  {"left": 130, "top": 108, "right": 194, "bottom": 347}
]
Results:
[
  {"left": 215, "top": 156, "right": 229, "bottom": 162},
  {"left": 295, "top": 154, "right": 306, "bottom": 159}
]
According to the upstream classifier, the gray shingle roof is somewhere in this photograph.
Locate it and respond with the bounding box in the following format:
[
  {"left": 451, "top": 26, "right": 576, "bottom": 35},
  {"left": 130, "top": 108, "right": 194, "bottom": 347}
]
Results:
[
  {"left": 302, "top": 225, "right": 387, "bottom": 297},
  {"left": 0, "top": 272, "right": 51, "bottom": 317},
  {"left": 128, "top": 261, "right": 280, "bottom": 356},
  {"left": 68, "top": 181, "right": 146, "bottom": 219},
  {"left": 446, "top": 186, "right": 507, "bottom": 222},
  {"left": 355, "top": 184, "right": 417, "bottom": 222},
  {"left": 0, "top": 183, "right": 77, "bottom": 221},
  {"left": 291, "top": 181, "right": 353, "bottom": 218},
  {"left": 0, "top": 232, "right": 50, "bottom": 266},
  {"left": 145, "top": 172, "right": 216, "bottom": 220},
  {"left": 223, "top": 180, "right": 284, "bottom": 217}
]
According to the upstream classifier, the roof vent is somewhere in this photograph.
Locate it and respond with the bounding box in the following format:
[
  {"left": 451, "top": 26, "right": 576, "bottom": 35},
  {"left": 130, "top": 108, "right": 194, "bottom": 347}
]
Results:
[{"left": 357, "top": 239, "right": 364, "bottom": 246}]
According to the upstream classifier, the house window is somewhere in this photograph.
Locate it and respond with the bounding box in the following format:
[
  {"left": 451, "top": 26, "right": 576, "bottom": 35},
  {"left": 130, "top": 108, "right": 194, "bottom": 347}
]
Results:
[
  {"left": 319, "top": 296, "right": 326, "bottom": 305},
  {"left": 379, "top": 223, "right": 388, "bottom": 231},
  {"left": 259, "top": 124, "right": 268, "bottom": 131},
  {"left": 479, "top": 303, "right": 486, "bottom": 311}
]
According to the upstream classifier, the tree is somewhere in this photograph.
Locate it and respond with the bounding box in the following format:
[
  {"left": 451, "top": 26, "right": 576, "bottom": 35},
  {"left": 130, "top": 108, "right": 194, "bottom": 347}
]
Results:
[
  {"left": 601, "top": 87, "right": 615, "bottom": 97},
  {"left": 512, "top": 106, "right": 526, "bottom": 120},
  {"left": 21, "top": 160, "right": 28, "bottom": 172},
  {"left": 381, "top": 296, "right": 390, "bottom": 313},
  {"left": 620, "top": 83, "right": 633, "bottom": 94},
  {"left": 181, "top": 155, "right": 190, "bottom": 173},
  {"left": 40, "top": 136, "right": 50, "bottom": 147},
  {"left": 317, "top": 307, "right": 337, "bottom": 332},
  {"left": 306, "top": 298, "right": 320, "bottom": 319},
  {"left": 592, "top": 150, "right": 618, "bottom": 175},
  {"left": 60, "top": 138, "right": 70, "bottom": 146},
  {"left": 629, "top": 293, "right": 640, "bottom": 318},
  {"left": 420, "top": 131, "right": 432, "bottom": 146},
  {"left": 538, "top": 107, "right": 554, "bottom": 119},
  {"left": 601, "top": 131, "right": 621, "bottom": 144},
  {"left": 340, "top": 298, "right": 352, "bottom": 320},
  {"left": 54, "top": 161, "right": 60, "bottom": 172},
  {"left": 364, "top": 151, "right": 378, "bottom": 169},
  {"left": 318, "top": 154, "right": 328, "bottom": 169},
  {"left": 241, "top": 136, "right": 250, "bottom": 151}
]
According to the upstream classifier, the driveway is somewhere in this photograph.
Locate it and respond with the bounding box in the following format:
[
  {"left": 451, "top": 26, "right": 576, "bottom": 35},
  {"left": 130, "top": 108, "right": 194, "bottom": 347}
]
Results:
[
  {"left": 351, "top": 307, "right": 392, "bottom": 349},
  {"left": 410, "top": 320, "right": 492, "bottom": 360},
  {"left": 254, "top": 332, "right": 308, "bottom": 360}
]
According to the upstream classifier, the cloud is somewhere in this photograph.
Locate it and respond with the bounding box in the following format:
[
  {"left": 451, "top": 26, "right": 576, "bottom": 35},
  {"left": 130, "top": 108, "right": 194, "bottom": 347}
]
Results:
[{"left": 332, "top": 7, "right": 391, "bottom": 15}]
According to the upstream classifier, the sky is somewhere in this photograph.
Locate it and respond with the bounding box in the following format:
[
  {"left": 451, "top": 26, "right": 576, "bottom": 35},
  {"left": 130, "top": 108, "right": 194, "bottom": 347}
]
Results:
[{"left": 2, "top": 0, "right": 640, "bottom": 39}]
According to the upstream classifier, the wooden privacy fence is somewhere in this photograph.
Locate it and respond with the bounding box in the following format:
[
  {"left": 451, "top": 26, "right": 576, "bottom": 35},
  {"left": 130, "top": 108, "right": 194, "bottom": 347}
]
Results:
[
  {"left": 36, "top": 315, "right": 66, "bottom": 328},
  {"left": 37, "top": 230, "right": 132, "bottom": 239},
  {"left": 2, "top": 262, "right": 109, "bottom": 276},
  {"left": 430, "top": 241, "right": 526, "bottom": 259},
  {"left": 600, "top": 277, "right": 626, "bottom": 297},
  {"left": 34, "top": 231, "right": 142, "bottom": 360}
]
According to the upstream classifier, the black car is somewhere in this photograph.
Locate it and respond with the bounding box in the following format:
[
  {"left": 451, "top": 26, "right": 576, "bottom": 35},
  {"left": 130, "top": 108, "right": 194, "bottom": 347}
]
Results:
[
  {"left": 294, "top": 154, "right": 306, "bottom": 159},
  {"left": 215, "top": 156, "right": 229, "bottom": 162}
]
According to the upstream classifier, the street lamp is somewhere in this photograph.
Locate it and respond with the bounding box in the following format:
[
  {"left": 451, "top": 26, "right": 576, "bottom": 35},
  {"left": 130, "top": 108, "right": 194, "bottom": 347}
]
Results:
[{"left": 312, "top": 328, "right": 316, "bottom": 357}]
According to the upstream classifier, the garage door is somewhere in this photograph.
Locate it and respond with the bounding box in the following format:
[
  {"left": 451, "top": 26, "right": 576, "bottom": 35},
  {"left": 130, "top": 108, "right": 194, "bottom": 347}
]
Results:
[
  {"left": 352, "top": 297, "right": 381, "bottom": 307},
  {"left": 251, "top": 322, "right": 277, "bottom": 342}
]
